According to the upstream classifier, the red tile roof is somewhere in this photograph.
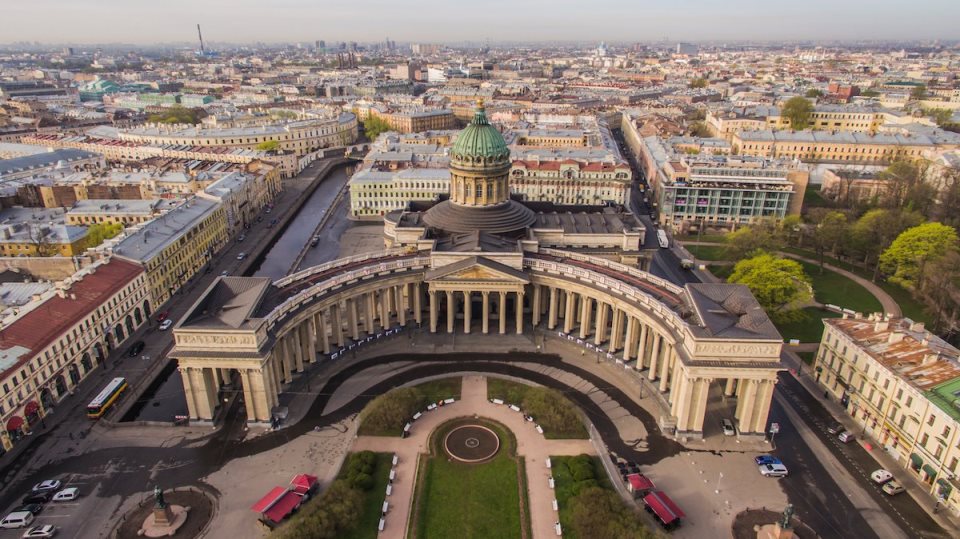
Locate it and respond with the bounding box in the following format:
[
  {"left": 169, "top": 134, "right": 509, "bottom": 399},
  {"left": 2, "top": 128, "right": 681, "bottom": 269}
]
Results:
[{"left": 0, "top": 258, "right": 143, "bottom": 379}]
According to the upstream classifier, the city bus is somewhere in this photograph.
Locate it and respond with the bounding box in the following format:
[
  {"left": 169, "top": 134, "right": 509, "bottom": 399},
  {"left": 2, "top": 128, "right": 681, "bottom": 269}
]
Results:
[
  {"left": 657, "top": 229, "right": 669, "bottom": 249},
  {"left": 86, "top": 377, "right": 128, "bottom": 419}
]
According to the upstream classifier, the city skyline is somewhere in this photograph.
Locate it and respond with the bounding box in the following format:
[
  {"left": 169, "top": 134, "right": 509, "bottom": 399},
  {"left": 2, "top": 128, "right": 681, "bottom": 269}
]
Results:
[{"left": 3, "top": 0, "right": 959, "bottom": 45}]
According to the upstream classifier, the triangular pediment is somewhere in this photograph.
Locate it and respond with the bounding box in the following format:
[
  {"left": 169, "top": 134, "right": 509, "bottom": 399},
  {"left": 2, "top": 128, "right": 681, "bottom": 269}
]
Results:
[{"left": 425, "top": 256, "right": 530, "bottom": 284}]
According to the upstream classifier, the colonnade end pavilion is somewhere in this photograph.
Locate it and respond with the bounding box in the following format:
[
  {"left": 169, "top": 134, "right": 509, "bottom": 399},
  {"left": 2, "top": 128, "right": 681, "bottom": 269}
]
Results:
[{"left": 172, "top": 101, "right": 784, "bottom": 439}]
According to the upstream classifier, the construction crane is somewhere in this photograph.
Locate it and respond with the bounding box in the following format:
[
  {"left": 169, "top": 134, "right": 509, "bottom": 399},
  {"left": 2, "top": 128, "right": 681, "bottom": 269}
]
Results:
[{"left": 197, "top": 24, "right": 205, "bottom": 56}]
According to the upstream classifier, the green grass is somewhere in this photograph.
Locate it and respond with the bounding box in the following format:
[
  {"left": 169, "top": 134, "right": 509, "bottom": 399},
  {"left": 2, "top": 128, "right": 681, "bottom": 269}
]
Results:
[
  {"left": 413, "top": 420, "right": 525, "bottom": 539},
  {"left": 684, "top": 244, "right": 729, "bottom": 260},
  {"left": 795, "top": 351, "right": 816, "bottom": 365},
  {"left": 411, "top": 377, "right": 463, "bottom": 403},
  {"left": 803, "top": 185, "right": 832, "bottom": 208},
  {"left": 774, "top": 307, "right": 842, "bottom": 343},
  {"left": 797, "top": 261, "right": 883, "bottom": 314},
  {"left": 675, "top": 232, "right": 728, "bottom": 243},
  {"left": 486, "top": 378, "right": 589, "bottom": 439},
  {"left": 336, "top": 453, "right": 393, "bottom": 539},
  {"left": 551, "top": 455, "right": 614, "bottom": 539},
  {"left": 707, "top": 264, "right": 734, "bottom": 280},
  {"left": 358, "top": 377, "right": 462, "bottom": 436}
]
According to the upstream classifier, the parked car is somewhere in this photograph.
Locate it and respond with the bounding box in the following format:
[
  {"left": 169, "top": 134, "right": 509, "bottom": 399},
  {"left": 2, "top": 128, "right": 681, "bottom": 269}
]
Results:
[
  {"left": 31, "top": 481, "right": 61, "bottom": 494},
  {"left": 882, "top": 480, "right": 905, "bottom": 496},
  {"left": 871, "top": 469, "right": 894, "bottom": 484},
  {"left": 236, "top": 252, "right": 246, "bottom": 261},
  {"left": 126, "top": 341, "right": 145, "bottom": 357},
  {"left": 220, "top": 270, "right": 229, "bottom": 277},
  {"left": 52, "top": 488, "right": 79, "bottom": 502},
  {"left": 0, "top": 511, "right": 33, "bottom": 529},
  {"left": 22, "top": 525, "right": 56, "bottom": 538},
  {"left": 838, "top": 430, "right": 856, "bottom": 443},
  {"left": 20, "top": 493, "right": 51, "bottom": 505},
  {"left": 826, "top": 422, "right": 845, "bottom": 435},
  {"left": 156, "top": 311, "right": 170, "bottom": 323},
  {"left": 721, "top": 418, "right": 736, "bottom": 436},
  {"left": 754, "top": 455, "right": 783, "bottom": 466},
  {"left": 237, "top": 234, "right": 246, "bottom": 243},
  {"left": 159, "top": 319, "right": 173, "bottom": 331},
  {"left": 758, "top": 463, "right": 789, "bottom": 477},
  {"left": 13, "top": 505, "right": 42, "bottom": 516},
  {"left": 310, "top": 235, "right": 320, "bottom": 247}
]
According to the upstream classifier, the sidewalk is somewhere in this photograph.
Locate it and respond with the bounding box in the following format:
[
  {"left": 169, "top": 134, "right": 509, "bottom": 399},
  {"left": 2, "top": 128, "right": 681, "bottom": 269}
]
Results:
[{"left": 781, "top": 347, "right": 960, "bottom": 534}]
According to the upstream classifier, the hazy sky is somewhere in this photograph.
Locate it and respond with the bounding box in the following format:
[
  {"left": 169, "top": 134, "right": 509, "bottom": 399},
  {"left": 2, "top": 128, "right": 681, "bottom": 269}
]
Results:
[{"left": 3, "top": 0, "right": 958, "bottom": 44}]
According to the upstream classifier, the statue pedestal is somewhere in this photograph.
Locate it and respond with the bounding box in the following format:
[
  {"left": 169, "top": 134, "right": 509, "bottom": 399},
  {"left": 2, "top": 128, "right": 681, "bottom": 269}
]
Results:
[
  {"left": 757, "top": 522, "right": 795, "bottom": 539},
  {"left": 138, "top": 504, "right": 190, "bottom": 537}
]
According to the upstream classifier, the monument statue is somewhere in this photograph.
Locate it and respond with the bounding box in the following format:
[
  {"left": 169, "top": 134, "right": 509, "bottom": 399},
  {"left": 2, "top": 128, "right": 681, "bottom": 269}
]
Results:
[
  {"left": 154, "top": 485, "right": 167, "bottom": 509},
  {"left": 780, "top": 504, "right": 794, "bottom": 529}
]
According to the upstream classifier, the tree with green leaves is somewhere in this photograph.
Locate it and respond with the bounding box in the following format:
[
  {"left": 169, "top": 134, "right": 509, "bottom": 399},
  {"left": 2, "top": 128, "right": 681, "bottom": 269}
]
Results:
[
  {"left": 688, "top": 121, "right": 712, "bottom": 138},
  {"left": 362, "top": 115, "right": 392, "bottom": 141},
  {"left": 880, "top": 222, "right": 959, "bottom": 289},
  {"left": 848, "top": 208, "right": 923, "bottom": 281},
  {"left": 910, "top": 84, "right": 928, "bottom": 101},
  {"left": 728, "top": 252, "right": 813, "bottom": 322},
  {"left": 809, "top": 210, "right": 849, "bottom": 271},
  {"left": 147, "top": 105, "right": 206, "bottom": 125},
  {"left": 84, "top": 222, "right": 124, "bottom": 249},
  {"left": 861, "top": 89, "right": 880, "bottom": 97},
  {"left": 569, "top": 487, "right": 657, "bottom": 539},
  {"left": 688, "top": 78, "right": 708, "bottom": 89},
  {"left": 805, "top": 89, "right": 824, "bottom": 98},
  {"left": 781, "top": 96, "right": 814, "bottom": 130},
  {"left": 724, "top": 220, "right": 784, "bottom": 260},
  {"left": 256, "top": 140, "right": 280, "bottom": 152}
]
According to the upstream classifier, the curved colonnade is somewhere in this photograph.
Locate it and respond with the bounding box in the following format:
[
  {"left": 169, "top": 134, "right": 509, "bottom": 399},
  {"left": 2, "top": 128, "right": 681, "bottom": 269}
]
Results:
[{"left": 172, "top": 248, "right": 783, "bottom": 438}]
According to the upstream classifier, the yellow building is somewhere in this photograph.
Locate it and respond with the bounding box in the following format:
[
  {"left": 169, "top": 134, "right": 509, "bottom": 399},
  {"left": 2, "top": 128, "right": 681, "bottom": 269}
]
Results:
[
  {"left": 815, "top": 315, "right": 960, "bottom": 517},
  {"left": 113, "top": 197, "right": 228, "bottom": 307},
  {"left": 732, "top": 130, "right": 955, "bottom": 165},
  {"left": 0, "top": 207, "right": 89, "bottom": 257}
]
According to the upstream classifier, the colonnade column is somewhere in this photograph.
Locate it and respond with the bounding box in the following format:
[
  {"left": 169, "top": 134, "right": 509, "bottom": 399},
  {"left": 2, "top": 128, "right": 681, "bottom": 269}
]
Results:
[
  {"left": 331, "top": 303, "right": 344, "bottom": 347},
  {"left": 548, "top": 287, "right": 559, "bottom": 330},
  {"left": 396, "top": 285, "right": 406, "bottom": 326},
  {"left": 499, "top": 291, "right": 507, "bottom": 335},
  {"left": 636, "top": 323, "right": 649, "bottom": 368},
  {"left": 594, "top": 302, "right": 608, "bottom": 346},
  {"left": 429, "top": 290, "right": 438, "bottom": 333},
  {"left": 180, "top": 368, "right": 198, "bottom": 419},
  {"left": 659, "top": 345, "right": 674, "bottom": 392},
  {"left": 563, "top": 291, "right": 576, "bottom": 334},
  {"left": 515, "top": 291, "right": 524, "bottom": 335},
  {"left": 413, "top": 283, "right": 422, "bottom": 325},
  {"left": 579, "top": 296, "right": 593, "bottom": 339},
  {"left": 446, "top": 290, "right": 455, "bottom": 334},
  {"left": 751, "top": 380, "right": 775, "bottom": 434},
  {"left": 240, "top": 369, "right": 258, "bottom": 421},
  {"left": 724, "top": 378, "right": 736, "bottom": 397},
  {"left": 687, "top": 378, "right": 711, "bottom": 433},
  {"left": 463, "top": 291, "right": 472, "bottom": 334},
  {"left": 532, "top": 285, "right": 542, "bottom": 327},
  {"left": 482, "top": 291, "right": 490, "bottom": 334},
  {"left": 609, "top": 309, "right": 623, "bottom": 352},
  {"left": 318, "top": 311, "right": 330, "bottom": 354},
  {"left": 735, "top": 379, "right": 758, "bottom": 433},
  {"left": 622, "top": 316, "right": 635, "bottom": 360},
  {"left": 648, "top": 333, "right": 662, "bottom": 381},
  {"left": 348, "top": 298, "right": 359, "bottom": 340},
  {"left": 380, "top": 290, "right": 390, "bottom": 330},
  {"left": 365, "top": 293, "right": 376, "bottom": 334}
]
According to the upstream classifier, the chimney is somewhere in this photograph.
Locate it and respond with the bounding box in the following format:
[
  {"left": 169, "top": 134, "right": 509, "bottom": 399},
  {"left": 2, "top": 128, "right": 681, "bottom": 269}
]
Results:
[
  {"left": 874, "top": 320, "right": 889, "bottom": 332},
  {"left": 910, "top": 321, "right": 926, "bottom": 332},
  {"left": 922, "top": 353, "right": 940, "bottom": 366},
  {"left": 887, "top": 332, "right": 904, "bottom": 344}
]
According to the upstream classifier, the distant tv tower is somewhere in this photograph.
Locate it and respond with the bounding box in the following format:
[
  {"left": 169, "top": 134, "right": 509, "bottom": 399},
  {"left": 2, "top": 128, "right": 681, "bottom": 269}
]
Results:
[{"left": 197, "top": 24, "right": 206, "bottom": 55}]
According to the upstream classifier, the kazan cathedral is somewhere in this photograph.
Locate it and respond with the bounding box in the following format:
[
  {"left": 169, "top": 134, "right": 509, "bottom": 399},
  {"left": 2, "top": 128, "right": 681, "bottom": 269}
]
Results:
[{"left": 172, "top": 101, "right": 783, "bottom": 439}]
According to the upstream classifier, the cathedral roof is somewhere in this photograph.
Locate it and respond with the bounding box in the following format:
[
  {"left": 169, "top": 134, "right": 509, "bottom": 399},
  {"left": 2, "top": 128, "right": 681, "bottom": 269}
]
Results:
[{"left": 450, "top": 100, "right": 510, "bottom": 162}]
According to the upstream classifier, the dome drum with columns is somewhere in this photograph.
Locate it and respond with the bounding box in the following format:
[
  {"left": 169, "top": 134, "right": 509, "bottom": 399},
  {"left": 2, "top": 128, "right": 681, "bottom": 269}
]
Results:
[{"left": 170, "top": 101, "right": 784, "bottom": 441}]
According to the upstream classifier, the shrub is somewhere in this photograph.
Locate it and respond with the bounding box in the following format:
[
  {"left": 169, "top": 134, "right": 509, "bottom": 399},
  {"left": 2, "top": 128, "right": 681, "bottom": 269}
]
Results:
[
  {"left": 521, "top": 387, "right": 584, "bottom": 437},
  {"left": 569, "top": 487, "right": 655, "bottom": 539},
  {"left": 359, "top": 386, "right": 426, "bottom": 435},
  {"left": 276, "top": 480, "right": 364, "bottom": 538}
]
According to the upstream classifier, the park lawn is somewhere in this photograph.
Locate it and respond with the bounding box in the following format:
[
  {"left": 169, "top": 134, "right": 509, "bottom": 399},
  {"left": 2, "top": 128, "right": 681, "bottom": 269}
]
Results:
[
  {"left": 707, "top": 264, "right": 733, "bottom": 280},
  {"left": 415, "top": 423, "right": 524, "bottom": 539},
  {"left": 336, "top": 453, "right": 394, "bottom": 539},
  {"left": 804, "top": 185, "right": 831, "bottom": 207},
  {"left": 486, "top": 378, "right": 588, "bottom": 439},
  {"left": 413, "top": 377, "right": 463, "bottom": 403},
  {"left": 774, "top": 307, "right": 842, "bottom": 344},
  {"left": 551, "top": 455, "right": 614, "bottom": 539},
  {"left": 684, "top": 244, "right": 729, "bottom": 260},
  {"left": 675, "top": 232, "right": 729, "bottom": 243},
  {"left": 798, "top": 261, "right": 882, "bottom": 314}
]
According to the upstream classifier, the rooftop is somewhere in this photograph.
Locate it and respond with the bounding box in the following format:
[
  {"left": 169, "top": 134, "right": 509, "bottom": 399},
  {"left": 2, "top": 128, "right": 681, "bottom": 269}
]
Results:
[{"left": 112, "top": 197, "right": 221, "bottom": 263}]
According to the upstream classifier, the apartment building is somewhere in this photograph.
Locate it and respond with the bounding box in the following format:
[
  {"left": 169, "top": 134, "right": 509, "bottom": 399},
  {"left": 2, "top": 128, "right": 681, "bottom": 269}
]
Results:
[
  {"left": 814, "top": 315, "right": 960, "bottom": 516},
  {"left": 638, "top": 136, "right": 807, "bottom": 231},
  {"left": 113, "top": 197, "right": 228, "bottom": 306},
  {"left": 732, "top": 130, "right": 958, "bottom": 165},
  {"left": 0, "top": 207, "right": 89, "bottom": 257},
  {"left": 0, "top": 258, "right": 149, "bottom": 451}
]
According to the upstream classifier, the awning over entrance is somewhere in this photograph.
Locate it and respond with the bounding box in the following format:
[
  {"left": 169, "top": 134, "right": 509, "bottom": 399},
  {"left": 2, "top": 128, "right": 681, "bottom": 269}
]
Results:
[
  {"left": 643, "top": 490, "right": 685, "bottom": 525},
  {"left": 923, "top": 464, "right": 938, "bottom": 478},
  {"left": 290, "top": 474, "right": 318, "bottom": 495},
  {"left": 937, "top": 478, "right": 953, "bottom": 496},
  {"left": 263, "top": 491, "right": 301, "bottom": 523},
  {"left": 5, "top": 416, "right": 23, "bottom": 431},
  {"left": 910, "top": 453, "right": 923, "bottom": 468},
  {"left": 24, "top": 401, "right": 39, "bottom": 416}
]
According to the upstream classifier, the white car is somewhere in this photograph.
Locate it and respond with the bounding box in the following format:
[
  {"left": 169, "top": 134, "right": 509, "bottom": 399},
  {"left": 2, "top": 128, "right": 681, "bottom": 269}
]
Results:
[
  {"left": 759, "top": 463, "right": 789, "bottom": 477},
  {"left": 159, "top": 319, "right": 173, "bottom": 331},
  {"left": 31, "top": 480, "right": 61, "bottom": 493},
  {"left": 721, "top": 418, "right": 736, "bottom": 436},
  {"left": 52, "top": 487, "right": 79, "bottom": 502},
  {"left": 236, "top": 252, "right": 246, "bottom": 260},
  {"left": 870, "top": 469, "right": 894, "bottom": 484},
  {"left": 22, "top": 525, "right": 56, "bottom": 538},
  {"left": 882, "top": 480, "right": 905, "bottom": 496}
]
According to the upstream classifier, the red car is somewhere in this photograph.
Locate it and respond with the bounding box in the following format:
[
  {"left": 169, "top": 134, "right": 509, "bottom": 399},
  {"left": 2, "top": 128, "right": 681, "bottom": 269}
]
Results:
[{"left": 156, "top": 311, "right": 170, "bottom": 323}]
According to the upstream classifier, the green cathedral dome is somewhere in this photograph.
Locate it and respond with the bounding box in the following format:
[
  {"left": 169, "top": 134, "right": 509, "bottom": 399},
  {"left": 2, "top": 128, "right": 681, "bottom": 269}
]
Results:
[{"left": 450, "top": 100, "right": 510, "bottom": 162}]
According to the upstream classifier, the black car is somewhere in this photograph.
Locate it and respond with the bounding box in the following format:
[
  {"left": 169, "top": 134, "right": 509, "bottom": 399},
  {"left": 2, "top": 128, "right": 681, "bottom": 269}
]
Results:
[
  {"left": 127, "top": 340, "right": 145, "bottom": 357},
  {"left": 15, "top": 503, "right": 43, "bottom": 515},
  {"left": 826, "top": 422, "right": 845, "bottom": 435},
  {"left": 22, "top": 491, "right": 52, "bottom": 505}
]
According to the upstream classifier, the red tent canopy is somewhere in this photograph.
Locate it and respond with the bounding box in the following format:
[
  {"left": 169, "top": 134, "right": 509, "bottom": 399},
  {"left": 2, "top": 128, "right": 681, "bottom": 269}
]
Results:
[
  {"left": 250, "top": 486, "right": 288, "bottom": 513},
  {"left": 24, "top": 401, "right": 39, "bottom": 415},
  {"left": 644, "top": 490, "right": 685, "bottom": 525},
  {"left": 263, "top": 491, "right": 302, "bottom": 523},
  {"left": 627, "top": 473, "right": 654, "bottom": 492},
  {"left": 6, "top": 416, "right": 24, "bottom": 431},
  {"left": 290, "top": 474, "right": 318, "bottom": 495}
]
